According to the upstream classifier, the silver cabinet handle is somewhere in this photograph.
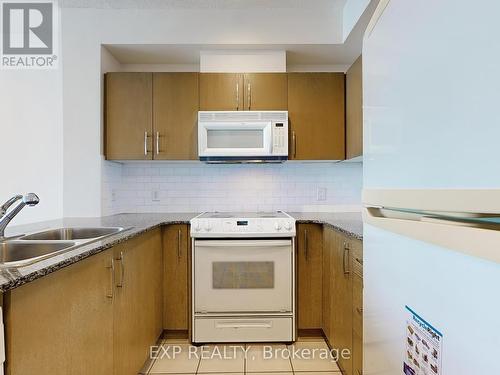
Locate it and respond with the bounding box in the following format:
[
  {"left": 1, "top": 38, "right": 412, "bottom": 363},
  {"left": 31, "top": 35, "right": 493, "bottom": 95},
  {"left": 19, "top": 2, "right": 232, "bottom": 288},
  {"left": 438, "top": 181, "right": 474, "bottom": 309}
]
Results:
[
  {"left": 304, "top": 228, "right": 308, "bottom": 261},
  {"left": 116, "top": 251, "right": 125, "bottom": 287},
  {"left": 292, "top": 131, "right": 297, "bottom": 158},
  {"left": 155, "top": 131, "right": 161, "bottom": 155},
  {"left": 106, "top": 259, "right": 115, "bottom": 299},
  {"left": 236, "top": 82, "right": 239, "bottom": 110},
  {"left": 144, "top": 131, "right": 151, "bottom": 156},
  {"left": 177, "top": 229, "right": 182, "bottom": 260},
  {"left": 247, "top": 82, "right": 251, "bottom": 110},
  {"left": 343, "top": 241, "right": 350, "bottom": 275},
  {"left": 356, "top": 307, "right": 363, "bottom": 315}
]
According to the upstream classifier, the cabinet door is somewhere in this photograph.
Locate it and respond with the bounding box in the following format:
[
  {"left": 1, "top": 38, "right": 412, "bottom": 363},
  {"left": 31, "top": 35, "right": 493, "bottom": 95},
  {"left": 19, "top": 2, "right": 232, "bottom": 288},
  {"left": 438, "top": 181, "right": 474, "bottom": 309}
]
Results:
[
  {"left": 153, "top": 73, "right": 199, "bottom": 160},
  {"left": 113, "top": 229, "right": 163, "bottom": 375},
  {"left": 346, "top": 55, "right": 363, "bottom": 159},
  {"left": 163, "top": 224, "right": 189, "bottom": 331},
  {"left": 243, "top": 73, "right": 288, "bottom": 110},
  {"left": 5, "top": 250, "right": 114, "bottom": 375},
  {"left": 288, "top": 73, "right": 345, "bottom": 160},
  {"left": 105, "top": 72, "right": 153, "bottom": 160},
  {"left": 331, "top": 232, "right": 353, "bottom": 375},
  {"left": 322, "top": 227, "right": 333, "bottom": 344},
  {"left": 199, "top": 73, "right": 243, "bottom": 110},
  {"left": 297, "top": 223, "right": 323, "bottom": 330}
]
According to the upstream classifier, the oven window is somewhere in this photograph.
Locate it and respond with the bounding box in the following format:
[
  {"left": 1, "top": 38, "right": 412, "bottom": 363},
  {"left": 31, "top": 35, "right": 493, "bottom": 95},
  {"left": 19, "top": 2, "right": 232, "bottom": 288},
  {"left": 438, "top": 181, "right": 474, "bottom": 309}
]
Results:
[
  {"left": 207, "top": 129, "right": 264, "bottom": 148},
  {"left": 212, "top": 261, "right": 274, "bottom": 289}
]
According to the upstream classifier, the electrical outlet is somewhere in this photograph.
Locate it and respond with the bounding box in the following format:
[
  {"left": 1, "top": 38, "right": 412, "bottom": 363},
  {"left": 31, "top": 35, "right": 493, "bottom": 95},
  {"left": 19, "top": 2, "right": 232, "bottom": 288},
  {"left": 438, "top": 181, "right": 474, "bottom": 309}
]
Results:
[
  {"left": 111, "top": 190, "right": 116, "bottom": 202},
  {"left": 151, "top": 190, "right": 160, "bottom": 202},
  {"left": 317, "top": 187, "right": 327, "bottom": 201}
]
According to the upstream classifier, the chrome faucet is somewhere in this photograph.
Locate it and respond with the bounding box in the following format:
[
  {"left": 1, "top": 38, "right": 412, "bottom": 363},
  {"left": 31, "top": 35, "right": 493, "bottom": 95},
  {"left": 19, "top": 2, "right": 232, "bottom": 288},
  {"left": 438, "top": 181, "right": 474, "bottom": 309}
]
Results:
[{"left": 0, "top": 193, "right": 40, "bottom": 240}]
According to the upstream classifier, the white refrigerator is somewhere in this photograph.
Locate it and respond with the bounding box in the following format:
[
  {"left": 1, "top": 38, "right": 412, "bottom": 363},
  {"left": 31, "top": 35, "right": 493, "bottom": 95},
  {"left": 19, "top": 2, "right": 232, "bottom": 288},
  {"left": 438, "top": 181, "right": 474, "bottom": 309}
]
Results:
[{"left": 362, "top": 0, "right": 500, "bottom": 374}]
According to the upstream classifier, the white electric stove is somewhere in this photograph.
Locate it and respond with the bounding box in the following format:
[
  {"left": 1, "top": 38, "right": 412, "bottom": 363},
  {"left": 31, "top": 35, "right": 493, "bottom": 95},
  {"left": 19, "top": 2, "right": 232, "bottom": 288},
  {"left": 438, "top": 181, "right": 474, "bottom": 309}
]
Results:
[{"left": 190, "top": 212, "right": 296, "bottom": 343}]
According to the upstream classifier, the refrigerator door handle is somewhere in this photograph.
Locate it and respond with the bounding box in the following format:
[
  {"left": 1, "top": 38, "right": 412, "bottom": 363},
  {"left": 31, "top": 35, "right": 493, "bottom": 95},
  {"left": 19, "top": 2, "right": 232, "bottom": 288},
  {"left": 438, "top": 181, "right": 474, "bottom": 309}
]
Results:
[{"left": 364, "top": 206, "right": 500, "bottom": 265}]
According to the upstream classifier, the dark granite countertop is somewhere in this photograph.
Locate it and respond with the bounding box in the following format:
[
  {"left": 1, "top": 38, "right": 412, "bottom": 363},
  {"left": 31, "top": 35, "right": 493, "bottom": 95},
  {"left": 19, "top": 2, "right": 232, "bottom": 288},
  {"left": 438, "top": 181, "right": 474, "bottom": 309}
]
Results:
[
  {"left": 0, "top": 212, "right": 362, "bottom": 292},
  {"left": 290, "top": 212, "right": 363, "bottom": 241}
]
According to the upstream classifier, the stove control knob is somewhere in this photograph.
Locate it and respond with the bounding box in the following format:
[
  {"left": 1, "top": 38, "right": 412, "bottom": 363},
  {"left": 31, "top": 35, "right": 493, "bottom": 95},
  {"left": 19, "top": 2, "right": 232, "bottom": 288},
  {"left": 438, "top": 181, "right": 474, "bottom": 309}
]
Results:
[
  {"left": 284, "top": 221, "right": 293, "bottom": 231},
  {"left": 194, "top": 222, "right": 201, "bottom": 231},
  {"left": 204, "top": 222, "right": 212, "bottom": 232},
  {"left": 274, "top": 222, "right": 282, "bottom": 231}
]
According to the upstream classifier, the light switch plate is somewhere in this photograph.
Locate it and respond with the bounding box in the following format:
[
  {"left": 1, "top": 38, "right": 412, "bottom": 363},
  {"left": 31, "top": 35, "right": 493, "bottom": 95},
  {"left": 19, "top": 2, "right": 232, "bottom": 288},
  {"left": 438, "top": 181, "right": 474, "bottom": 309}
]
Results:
[
  {"left": 152, "top": 190, "right": 160, "bottom": 202},
  {"left": 317, "top": 187, "right": 327, "bottom": 201}
]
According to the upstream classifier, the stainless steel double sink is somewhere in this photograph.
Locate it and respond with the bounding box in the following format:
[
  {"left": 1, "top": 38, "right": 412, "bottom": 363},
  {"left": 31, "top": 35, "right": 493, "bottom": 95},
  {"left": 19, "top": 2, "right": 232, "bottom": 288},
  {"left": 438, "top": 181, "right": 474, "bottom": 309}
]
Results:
[{"left": 0, "top": 227, "right": 130, "bottom": 268}]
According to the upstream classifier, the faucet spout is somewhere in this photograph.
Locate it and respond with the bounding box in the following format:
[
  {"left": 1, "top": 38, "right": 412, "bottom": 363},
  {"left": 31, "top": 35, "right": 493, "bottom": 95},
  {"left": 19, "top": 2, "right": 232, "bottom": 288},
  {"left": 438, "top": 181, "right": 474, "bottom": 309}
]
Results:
[
  {"left": 0, "top": 195, "right": 23, "bottom": 216},
  {"left": 0, "top": 193, "right": 40, "bottom": 240}
]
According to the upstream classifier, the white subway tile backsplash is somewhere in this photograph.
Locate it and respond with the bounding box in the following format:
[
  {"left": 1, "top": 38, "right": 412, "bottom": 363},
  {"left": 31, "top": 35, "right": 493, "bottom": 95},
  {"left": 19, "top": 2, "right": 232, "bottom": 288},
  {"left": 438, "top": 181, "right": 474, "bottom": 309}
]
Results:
[{"left": 102, "top": 161, "right": 362, "bottom": 215}]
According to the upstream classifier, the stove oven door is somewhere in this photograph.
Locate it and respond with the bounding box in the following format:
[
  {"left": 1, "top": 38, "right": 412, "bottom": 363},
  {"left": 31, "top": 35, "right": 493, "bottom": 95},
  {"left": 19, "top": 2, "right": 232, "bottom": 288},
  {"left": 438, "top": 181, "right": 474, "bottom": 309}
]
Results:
[{"left": 194, "top": 239, "right": 293, "bottom": 314}]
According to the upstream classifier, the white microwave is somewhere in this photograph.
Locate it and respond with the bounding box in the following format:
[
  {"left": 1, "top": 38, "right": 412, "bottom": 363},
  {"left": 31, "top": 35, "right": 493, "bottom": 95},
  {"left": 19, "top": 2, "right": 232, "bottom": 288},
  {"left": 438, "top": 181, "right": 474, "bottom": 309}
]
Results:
[{"left": 198, "top": 111, "right": 288, "bottom": 163}]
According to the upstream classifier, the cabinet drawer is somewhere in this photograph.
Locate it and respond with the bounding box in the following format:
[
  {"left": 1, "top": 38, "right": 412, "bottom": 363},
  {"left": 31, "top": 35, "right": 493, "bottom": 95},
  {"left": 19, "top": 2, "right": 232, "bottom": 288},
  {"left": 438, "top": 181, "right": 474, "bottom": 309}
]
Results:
[
  {"left": 194, "top": 317, "right": 293, "bottom": 343},
  {"left": 352, "top": 274, "right": 363, "bottom": 337}
]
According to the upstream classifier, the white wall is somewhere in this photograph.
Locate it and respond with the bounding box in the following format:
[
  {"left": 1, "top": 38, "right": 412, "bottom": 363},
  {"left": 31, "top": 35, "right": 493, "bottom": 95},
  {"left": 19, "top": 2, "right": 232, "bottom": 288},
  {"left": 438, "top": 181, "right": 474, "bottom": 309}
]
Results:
[
  {"left": 102, "top": 162, "right": 363, "bottom": 214},
  {"left": 0, "top": 69, "right": 63, "bottom": 225}
]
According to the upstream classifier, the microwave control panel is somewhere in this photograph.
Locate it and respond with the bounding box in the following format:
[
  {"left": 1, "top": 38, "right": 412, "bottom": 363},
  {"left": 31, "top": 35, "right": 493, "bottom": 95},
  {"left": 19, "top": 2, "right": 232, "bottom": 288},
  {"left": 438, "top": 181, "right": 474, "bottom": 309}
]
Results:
[{"left": 272, "top": 122, "right": 288, "bottom": 155}]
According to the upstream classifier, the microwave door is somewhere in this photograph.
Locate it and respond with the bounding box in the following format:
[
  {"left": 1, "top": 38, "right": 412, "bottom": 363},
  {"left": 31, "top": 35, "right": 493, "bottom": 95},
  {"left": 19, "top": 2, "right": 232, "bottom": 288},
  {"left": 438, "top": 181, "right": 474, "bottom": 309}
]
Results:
[{"left": 199, "top": 121, "right": 272, "bottom": 157}]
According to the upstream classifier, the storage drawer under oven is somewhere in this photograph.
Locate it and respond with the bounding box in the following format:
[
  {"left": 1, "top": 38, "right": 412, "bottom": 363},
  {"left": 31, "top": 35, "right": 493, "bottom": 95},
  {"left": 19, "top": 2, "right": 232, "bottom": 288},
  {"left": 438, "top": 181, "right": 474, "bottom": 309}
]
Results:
[{"left": 194, "top": 317, "right": 293, "bottom": 343}]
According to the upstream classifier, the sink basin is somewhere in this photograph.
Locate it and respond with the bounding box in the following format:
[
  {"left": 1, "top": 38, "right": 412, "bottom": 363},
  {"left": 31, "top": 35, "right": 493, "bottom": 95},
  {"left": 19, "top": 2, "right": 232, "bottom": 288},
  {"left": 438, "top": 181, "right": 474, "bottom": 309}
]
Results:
[
  {"left": 0, "top": 241, "right": 76, "bottom": 266},
  {"left": 21, "top": 227, "right": 125, "bottom": 241}
]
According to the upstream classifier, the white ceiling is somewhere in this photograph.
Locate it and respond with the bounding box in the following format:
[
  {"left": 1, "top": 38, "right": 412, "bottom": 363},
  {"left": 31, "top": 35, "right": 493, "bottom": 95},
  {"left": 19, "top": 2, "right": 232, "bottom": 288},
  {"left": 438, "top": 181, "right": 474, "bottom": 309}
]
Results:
[
  {"left": 62, "top": 0, "right": 347, "bottom": 10},
  {"left": 97, "top": 0, "right": 376, "bottom": 68}
]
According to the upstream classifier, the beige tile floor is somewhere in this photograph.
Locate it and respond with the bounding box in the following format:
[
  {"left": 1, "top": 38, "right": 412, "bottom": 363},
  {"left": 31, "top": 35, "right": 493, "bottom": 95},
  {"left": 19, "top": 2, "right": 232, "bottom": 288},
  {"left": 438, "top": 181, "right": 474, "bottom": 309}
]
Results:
[{"left": 143, "top": 337, "right": 341, "bottom": 375}]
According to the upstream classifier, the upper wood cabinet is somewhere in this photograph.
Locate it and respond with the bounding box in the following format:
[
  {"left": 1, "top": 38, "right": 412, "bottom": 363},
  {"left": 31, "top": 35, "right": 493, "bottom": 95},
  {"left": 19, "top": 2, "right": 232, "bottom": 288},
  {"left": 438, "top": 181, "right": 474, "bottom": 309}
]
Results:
[
  {"left": 153, "top": 73, "right": 199, "bottom": 160},
  {"left": 243, "top": 73, "right": 288, "bottom": 110},
  {"left": 297, "top": 223, "right": 323, "bottom": 330},
  {"left": 105, "top": 72, "right": 153, "bottom": 160},
  {"left": 105, "top": 72, "right": 199, "bottom": 160},
  {"left": 163, "top": 224, "right": 190, "bottom": 332},
  {"left": 346, "top": 55, "right": 363, "bottom": 159},
  {"left": 288, "top": 73, "right": 345, "bottom": 160},
  {"left": 199, "top": 73, "right": 287, "bottom": 111},
  {"left": 199, "top": 73, "right": 243, "bottom": 111}
]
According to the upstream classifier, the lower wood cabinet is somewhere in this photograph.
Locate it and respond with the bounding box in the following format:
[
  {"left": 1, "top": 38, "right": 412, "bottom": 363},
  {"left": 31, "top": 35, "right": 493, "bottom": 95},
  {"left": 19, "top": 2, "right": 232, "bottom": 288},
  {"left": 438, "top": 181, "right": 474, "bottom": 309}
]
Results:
[
  {"left": 162, "top": 224, "right": 190, "bottom": 332},
  {"left": 322, "top": 226, "right": 334, "bottom": 342},
  {"left": 322, "top": 227, "right": 363, "bottom": 375},
  {"left": 4, "top": 229, "right": 163, "bottom": 375},
  {"left": 330, "top": 230, "right": 353, "bottom": 375},
  {"left": 113, "top": 229, "right": 163, "bottom": 375},
  {"left": 297, "top": 223, "right": 323, "bottom": 330},
  {"left": 352, "top": 273, "right": 363, "bottom": 375}
]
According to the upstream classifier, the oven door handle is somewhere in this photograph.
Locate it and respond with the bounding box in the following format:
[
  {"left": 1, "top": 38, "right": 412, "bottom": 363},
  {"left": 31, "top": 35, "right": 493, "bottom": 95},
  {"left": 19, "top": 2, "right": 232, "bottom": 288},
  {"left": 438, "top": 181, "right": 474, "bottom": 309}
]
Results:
[{"left": 195, "top": 240, "right": 291, "bottom": 247}]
